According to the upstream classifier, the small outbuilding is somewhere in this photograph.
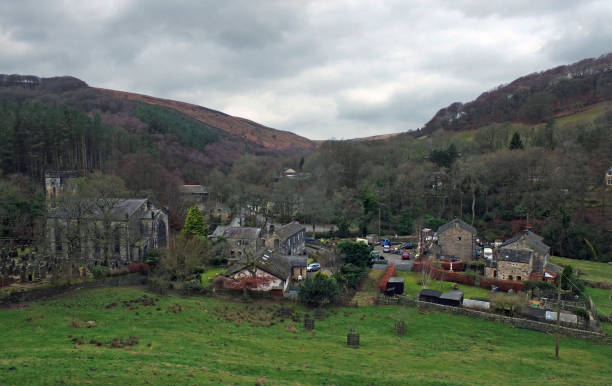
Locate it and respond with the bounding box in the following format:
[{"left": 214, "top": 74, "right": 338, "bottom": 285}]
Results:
[
  {"left": 438, "top": 290, "right": 464, "bottom": 307},
  {"left": 385, "top": 277, "right": 405, "bottom": 296},
  {"left": 418, "top": 289, "right": 443, "bottom": 303}
]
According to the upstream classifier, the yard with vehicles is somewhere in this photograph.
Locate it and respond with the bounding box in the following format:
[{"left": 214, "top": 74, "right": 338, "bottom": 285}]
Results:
[{"left": 1, "top": 286, "right": 611, "bottom": 385}]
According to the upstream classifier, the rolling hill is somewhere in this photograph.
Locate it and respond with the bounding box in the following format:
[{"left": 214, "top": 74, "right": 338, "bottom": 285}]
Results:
[
  {"left": 0, "top": 74, "right": 315, "bottom": 174},
  {"left": 417, "top": 53, "right": 612, "bottom": 136}
]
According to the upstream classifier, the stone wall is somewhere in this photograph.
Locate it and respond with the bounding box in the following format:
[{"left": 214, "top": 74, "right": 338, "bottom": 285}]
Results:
[
  {"left": 414, "top": 300, "right": 604, "bottom": 340},
  {"left": 0, "top": 274, "right": 146, "bottom": 304},
  {"left": 375, "top": 294, "right": 604, "bottom": 340}
]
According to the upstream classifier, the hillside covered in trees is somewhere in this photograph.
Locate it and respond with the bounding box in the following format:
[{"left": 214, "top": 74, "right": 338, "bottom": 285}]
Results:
[
  {"left": 0, "top": 74, "right": 315, "bottom": 231},
  {"left": 1, "top": 54, "right": 611, "bottom": 261},
  {"left": 420, "top": 53, "right": 612, "bottom": 135}
]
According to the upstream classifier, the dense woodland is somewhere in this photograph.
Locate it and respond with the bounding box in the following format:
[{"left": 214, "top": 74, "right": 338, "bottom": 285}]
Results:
[
  {"left": 1, "top": 57, "right": 611, "bottom": 262},
  {"left": 214, "top": 108, "right": 612, "bottom": 261}
]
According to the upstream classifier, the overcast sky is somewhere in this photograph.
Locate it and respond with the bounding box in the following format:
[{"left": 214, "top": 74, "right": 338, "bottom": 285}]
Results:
[{"left": 1, "top": 1, "right": 611, "bottom": 139}]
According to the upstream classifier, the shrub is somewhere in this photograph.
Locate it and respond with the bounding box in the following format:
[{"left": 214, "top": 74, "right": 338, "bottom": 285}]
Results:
[
  {"left": 128, "top": 262, "right": 150, "bottom": 274},
  {"left": 92, "top": 265, "right": 109, "bottom": 279},
  {"left": 336, "top": 241, "right": 371, "bottom": 268},
  {"left": 109, "top": 267, "right": 129, "bottom": 276},
  {"left": 440, "top": 261, "right": 464, "bottom": 271},
  {"left": 298, "top": 273, "right": 339, "bottom": 307},
  {"left": 378, "top": 265, "right": 396, "bottom": 292},
  {"left": 573, "top": 307, "right": 589, "bottom": 320},
  {"left": 480, "top": 278, "right": 525, "bottom": 292}
]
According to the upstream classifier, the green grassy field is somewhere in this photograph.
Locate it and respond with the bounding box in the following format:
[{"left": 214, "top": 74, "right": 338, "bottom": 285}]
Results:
[
  {"left": 586, "top": 286, "right": 612, "bottom": 315},
  {"left": 1, "top": 287, "right": 610, "bottom": 385},
  {"left": 550, "top": 256, "right": 612, "bottom": 285}
]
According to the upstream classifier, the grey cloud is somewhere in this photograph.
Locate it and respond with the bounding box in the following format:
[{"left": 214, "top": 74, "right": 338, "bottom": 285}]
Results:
[{"left": 1, "top": 1, "right": 611, "bottom": 140}]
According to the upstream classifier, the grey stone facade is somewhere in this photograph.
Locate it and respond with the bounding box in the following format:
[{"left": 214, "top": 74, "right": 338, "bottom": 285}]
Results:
[
  {"left": 265, "top": 223, "right": 306, "bottom": 255},
  {"left": 44, "top": 172, "right": 168, "bottom": 268},
  {"left": 435, "top": 218, "right": 477, "bottom": 261}
]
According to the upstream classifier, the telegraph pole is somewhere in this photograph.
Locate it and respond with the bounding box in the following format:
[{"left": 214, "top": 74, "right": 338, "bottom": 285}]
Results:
[
  {"left": 378, "top": 207, "right": 381, "bottom": 237},
  {"left": 555, "top": 274, "right": 561, "bottom": 360}
]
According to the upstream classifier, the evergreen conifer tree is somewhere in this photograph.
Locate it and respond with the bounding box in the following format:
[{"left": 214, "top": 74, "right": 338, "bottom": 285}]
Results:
[{"left": 182, "top": 205, "right": 208, "bottom": 238}]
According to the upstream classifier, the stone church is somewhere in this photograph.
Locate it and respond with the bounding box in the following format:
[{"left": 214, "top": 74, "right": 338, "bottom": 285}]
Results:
[{"left": 45, "top": 172, "right": 169, "bottom": 267}]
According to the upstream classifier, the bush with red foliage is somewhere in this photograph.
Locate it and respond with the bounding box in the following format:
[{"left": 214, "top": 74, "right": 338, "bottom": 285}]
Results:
[
  {"left": 128, "top": 262, "right": 150, "bottom": 274},
  {"left": 412, "top": 261, "right": 474, "bottom": 285},
  {"left": 227, "top": 275, "right": 274, "bottom": 290},
  {"left": 412, "top": 261, "right": 429, "bottom": 272},
  {"left": 378, "top": 265, "right": 396, "bottom": 292},
  {"left": 440, "top": 261, "right": 464, "bottom": 271},
  {"left": 480, "top": 278, "right": 525, "bottom": 292}
]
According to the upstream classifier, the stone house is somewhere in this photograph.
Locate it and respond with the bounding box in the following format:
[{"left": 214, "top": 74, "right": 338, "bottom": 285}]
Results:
[
  {"left": 485, "top": 248, "right": 533, "bottom": 281},
  {"left": 265, "top": 222, "right": 306, "bottom": 255},
  {"left": 435, "top": 218, "right": 477, "bottom": 261},
  {"left": 179, "top": 185, "right": 209, "bottom": 202},
  {"left": 225, "top": 251, "right": 294, "bottom": 293},
  {"left": 45, "top": 172, "right": 168, "bottom": 268},
  {"left": 47, "top": 198, "right": 169, "bottom": 267},
  {"left": 499, "top": 230, "right": 550, "bottom": 273},
  {"left": 220, "top": 227, "right": 262, "bottom": 258},
  {"left": 179, "top": 184, "right": 231, "bottom": 221}
]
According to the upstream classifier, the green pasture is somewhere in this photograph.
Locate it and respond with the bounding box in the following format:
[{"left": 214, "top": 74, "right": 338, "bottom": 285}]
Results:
[{"left": 2, "top": 287, "right": 609, "bottom": 384}]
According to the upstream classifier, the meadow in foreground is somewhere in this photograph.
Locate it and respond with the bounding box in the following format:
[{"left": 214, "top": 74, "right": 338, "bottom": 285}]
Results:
[{"left": 0, "top": 286, "right": 610, "bottom": 385}]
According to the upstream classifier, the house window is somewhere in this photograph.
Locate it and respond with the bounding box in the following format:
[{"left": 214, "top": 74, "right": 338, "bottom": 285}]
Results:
[
  {"left": 113, "top": 228, "right": 121, "bottom": 254},
  {"left": 509, "top": 275, "right": 513, "bottom": 281},
  {"left": 55, "top": 227, "right": 62, "bottom": 252},
  {"left": 517, "top": 276, "right": 522, "bottom": 281},
  {"left": 457, "top": 236, "right": 462, "bottom": 241},
  {"left": 493, "top": 270, "right": 497, "bottom": 278},
  {"left": 607, "top": 175, "right": 612, "bottom": 186}
]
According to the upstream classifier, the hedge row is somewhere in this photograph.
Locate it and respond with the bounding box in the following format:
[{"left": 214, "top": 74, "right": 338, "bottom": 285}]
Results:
[
  {"left": 440, "top": 261, "right": 464, "bottom": 271},
  {"left": 480, "top": 277, "right": 525, "bottom": 292},
  {"left": 378, "top": 265, "right": 396, "bottom": 292},
  {"left": 413, "top": 261, "right": 525, "bottom": 292}
]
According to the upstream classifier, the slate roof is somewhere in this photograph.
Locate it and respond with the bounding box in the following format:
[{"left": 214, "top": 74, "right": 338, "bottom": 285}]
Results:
[
  {"left": 496, "top": 248, "right": 533, "bottom": 264},
  {"left": 440, "top": 290, "right": 464, "bottom": 301},
  {"left": 436, "top": 218, "right": 477, "bottom": 235},
  {"left": 501, "top": 231, "right": 550, "bottom": 256},
  {"left": 419, "top": 289, "right": 442, "bottom": 298},
  {"left": 275, "top": 223, "right": 305, "bottom": 240},
  {"left": 210, "top": 226, "right": 227, "bottom": 238},
  {"left": 287, "top": 255, "right": 308, "bottom": 267},
  {"left": 544, "top": 262, "right": 562, "bottom": 274},
  {"left": 223, "top": 227, "right": 261, "bottom": 240},
  {"left": 226, "top": 250, "right": 293, "bottom": 280},
  {"left": 179, "top": 185, "right": 207, "bottom": 194},
  {"left": 50, "top": 198, "right": 148, "bottom": 221}
]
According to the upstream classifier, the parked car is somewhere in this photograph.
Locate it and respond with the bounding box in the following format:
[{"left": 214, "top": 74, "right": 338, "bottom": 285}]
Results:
[
  {"left": 393, "top": 247, "right": 401, "bottom": 254},
  {"left": 307, "top": 262, "right": 321, "bottom": 272},
  {"left": 401, "top": 250, "right": 411, "bottom": 260},
  {"left": 379, "top": 238, "right": 391, "bottom": 246},
  {"left": 382, "top": 244, "right": 391, "bottom": 253},
  {"left": 369, "top": 251, "right": 386, "bottom": 264},
  {"left": 402, "top": 242, "right": 416, "bottom": 249}
]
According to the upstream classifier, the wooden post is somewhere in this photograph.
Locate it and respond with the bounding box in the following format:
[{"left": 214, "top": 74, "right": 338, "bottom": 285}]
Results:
[
  {"left": 555, "top": 275, "right": 561, "bottom": 360},
  {"left": 378, "top": 207, "right": 381, "bottom": 238}
]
